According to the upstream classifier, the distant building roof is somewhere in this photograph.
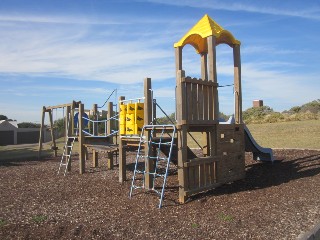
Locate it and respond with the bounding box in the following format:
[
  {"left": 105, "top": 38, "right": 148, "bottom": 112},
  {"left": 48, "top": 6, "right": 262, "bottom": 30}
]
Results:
[{"left": 0, "top": 120, "right": 18, "bottom": 129}]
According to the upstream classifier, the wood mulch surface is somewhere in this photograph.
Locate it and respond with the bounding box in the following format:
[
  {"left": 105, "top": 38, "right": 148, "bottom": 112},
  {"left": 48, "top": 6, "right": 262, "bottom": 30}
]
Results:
[{"left": 0, "top": 149, "right": 319, "bottom": 239}]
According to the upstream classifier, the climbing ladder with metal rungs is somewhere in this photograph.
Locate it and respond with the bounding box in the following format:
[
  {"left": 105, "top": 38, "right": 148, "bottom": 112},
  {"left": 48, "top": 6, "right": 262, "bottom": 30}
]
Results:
[
  {"left": 129, "top": 124, "right": 176, "bottom": 208},
  {"left": 58, "top": 111, "right": 78, "bottom": 176}
]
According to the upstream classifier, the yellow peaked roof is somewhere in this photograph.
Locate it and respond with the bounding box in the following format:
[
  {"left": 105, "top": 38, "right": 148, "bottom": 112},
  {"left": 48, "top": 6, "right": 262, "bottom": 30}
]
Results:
[{"left": 174, "top": 14, "right": 240, "bottom": 53}]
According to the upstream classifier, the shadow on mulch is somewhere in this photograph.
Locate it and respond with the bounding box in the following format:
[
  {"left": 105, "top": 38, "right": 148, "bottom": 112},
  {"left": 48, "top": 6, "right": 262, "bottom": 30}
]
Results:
[
  {"left": 191, "top": 152, "right": 320, "bottom": 201},
  {"left": 0, "top": 149, "right": 54, "bottom": 167}
]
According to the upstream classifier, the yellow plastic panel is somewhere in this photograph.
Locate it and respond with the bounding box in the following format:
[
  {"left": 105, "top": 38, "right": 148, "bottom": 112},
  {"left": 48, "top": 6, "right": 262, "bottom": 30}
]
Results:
[
  {"left": 119, "top": 114, "right": 126, "bottom": 125},
  {"left": 135, "top": 103, "right": 144, "bottom": 113},
  {"left": 135, "top": 124, "right": 144, "bottom": 135},
  {"left": 120, "top": 124, "right": 126, "bottom": 135},
  {"left": 120, "top": 104, "right": 127, "bottom": 114},
  {"left": 127, "top": 103, "right": 135, "bottom": 114},
  {"left": 126, "top": 113, "right": 135, "bottom": 124},
  {"left": 135, "top": 112, "right": 144, "bottom": 125},
  {"left": 126, "top": 123, "right": 135, "bottom": 135}
]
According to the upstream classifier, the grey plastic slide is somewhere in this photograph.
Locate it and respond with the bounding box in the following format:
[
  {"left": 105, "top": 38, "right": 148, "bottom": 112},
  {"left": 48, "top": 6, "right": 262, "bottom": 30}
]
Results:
[
  {"left": 244, "top": 125, "right": 274, "bottom": 162},
  {"left": 220, "top": 116, "right": 274, "bottom": 162}
]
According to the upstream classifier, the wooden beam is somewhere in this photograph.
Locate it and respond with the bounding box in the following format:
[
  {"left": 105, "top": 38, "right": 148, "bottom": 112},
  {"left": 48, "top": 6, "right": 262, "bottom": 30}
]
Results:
[
  {"left": 38, "top": 106, "right": 46, "bottom": 159},
  {"left": 175, "top": 47, "right": 182, "bottom": 81},
  {"left": 144, "top": 77, "right": 154, "bottom": 189},
  {"left": 107, "top": 152, "right": 113, "bottom": 170},
  {"left": 201, "top": 53, "right": 208, "bottom": 80},
  {"left": 92, "top": 150, "right": 98, "bottom": 167},
  {"left": 66, "top": 106, "right": 72, "bottom": 171},
  {"left": 207, "top": 36, "right": 219, "bottom": 120},
  {"left": 79, "top": 103, "right": 85, "bottom": 174},
  {"left": 93, "top": 104, "right": 98, "bottom": 136},
  {"left": 48, "top": 109, "right": 57, "bottom": 157},
  {"left": 107, "top": 101, "right": 113, "bottom": 143},
  {"left": 45, "top": 101, "right": 81, "bottom": 110},
  {"left": 233, "top": 44, "right": 242, "bottom": 124},
  {"left": 118, "top": 96, "right": 126, "bottom": 182},
  {"left": 176, "top": 70, "right": 186, "bottom": 125},
  {"left": 178, "top": 125, "right": 188, "bottom": 203}
]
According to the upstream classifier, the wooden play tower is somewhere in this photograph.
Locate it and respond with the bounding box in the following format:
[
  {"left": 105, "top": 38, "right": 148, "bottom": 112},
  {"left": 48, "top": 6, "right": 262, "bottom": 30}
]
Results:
[{"left": 174, "top": 14, "right": 245, "bottom": 203}]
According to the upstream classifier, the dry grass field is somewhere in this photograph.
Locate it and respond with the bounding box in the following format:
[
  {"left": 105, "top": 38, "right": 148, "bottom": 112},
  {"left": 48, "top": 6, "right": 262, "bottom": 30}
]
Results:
[{"left": 247, "top": 120, "right": 320, "bottom": 149}]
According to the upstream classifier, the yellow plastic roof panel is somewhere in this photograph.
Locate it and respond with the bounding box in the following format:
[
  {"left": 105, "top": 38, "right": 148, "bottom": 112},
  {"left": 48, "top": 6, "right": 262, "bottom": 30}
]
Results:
[{"left": 174, "top": 14, "right": 240, "bottom": 53}]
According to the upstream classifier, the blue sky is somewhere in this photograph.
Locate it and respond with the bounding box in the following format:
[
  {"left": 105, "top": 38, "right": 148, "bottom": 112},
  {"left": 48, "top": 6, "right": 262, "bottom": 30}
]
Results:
[{"left": 0, "top": 0, "right": 319, "bottom": 123}]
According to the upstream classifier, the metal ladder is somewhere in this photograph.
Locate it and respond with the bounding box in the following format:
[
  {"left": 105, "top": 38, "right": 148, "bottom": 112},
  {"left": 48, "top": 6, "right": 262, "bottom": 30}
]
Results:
[
  {"left": 129, "top": 124, "right": 176, "bottom": 208},
  {"left": 58, "top": 111, "right": 78, "bottom": 176}
]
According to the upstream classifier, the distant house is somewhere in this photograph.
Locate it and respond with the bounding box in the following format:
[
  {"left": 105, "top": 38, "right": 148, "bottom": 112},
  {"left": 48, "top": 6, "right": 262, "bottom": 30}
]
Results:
[
  {"left": 0, "top": 120, "right": 53, "bottom": 146},
  {"left": 0, "top": 120, "right": 18, "bottom": 145}
]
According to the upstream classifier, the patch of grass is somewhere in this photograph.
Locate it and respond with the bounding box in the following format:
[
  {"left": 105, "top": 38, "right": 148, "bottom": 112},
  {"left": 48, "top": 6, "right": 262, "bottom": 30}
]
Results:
[
  {"left": 219, "top": 213, "right": 233, "bottom": 222},
  {"left": 247, "top": 120, "right": 320, "bottom": 149},
  {"left": 191, "top": 223, "right": 198, "bottom": 228},
  {"left": 32, "top": 215, "right": 47, "bottom": 224},
  {"left": 0, "top": 137, "right": 78, "bottom": 161},
  {"left": 0, "top": 219, "right": 7, "bottom": 227}
]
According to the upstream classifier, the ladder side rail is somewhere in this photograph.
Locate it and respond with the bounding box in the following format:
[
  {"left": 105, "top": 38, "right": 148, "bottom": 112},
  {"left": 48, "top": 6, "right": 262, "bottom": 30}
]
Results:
[
  {"left": 58, "top": 111, "right": 73, "bottom": 175},
  {"left": 152, "top": 127, "right": 166, "bottom": 189},
  {"left": 159, "top": 126, "right": 176, "bottom": 208},
  {"left": 129, "top": 127, "right": 147, "bottom": 198},
  {"left": 64, "top": 137, "right": 75, "bottom": 176}
]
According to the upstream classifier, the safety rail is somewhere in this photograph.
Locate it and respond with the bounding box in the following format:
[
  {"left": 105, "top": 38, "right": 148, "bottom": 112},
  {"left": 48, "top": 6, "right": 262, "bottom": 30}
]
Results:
[{"left": 81, "top": 114, "right": 119, "bottom": 137}]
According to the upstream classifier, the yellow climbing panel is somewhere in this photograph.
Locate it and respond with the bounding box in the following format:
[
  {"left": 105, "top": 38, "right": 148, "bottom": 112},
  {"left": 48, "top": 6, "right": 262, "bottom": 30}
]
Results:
[{"left": 119, "top": 102, "right": 144, "bottom": 135}]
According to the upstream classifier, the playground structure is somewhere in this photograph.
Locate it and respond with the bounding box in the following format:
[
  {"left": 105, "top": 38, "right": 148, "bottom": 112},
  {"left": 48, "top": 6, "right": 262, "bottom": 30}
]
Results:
[
  {"left": 38, "top": 99, "right": 119, "bottom": 175},
  {"left": 38, "top": 14, "right": 273, "bottom": 206}
]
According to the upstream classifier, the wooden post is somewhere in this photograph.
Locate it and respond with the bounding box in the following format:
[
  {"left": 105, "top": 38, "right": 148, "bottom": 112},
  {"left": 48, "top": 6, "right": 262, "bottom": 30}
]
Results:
[
  {"left": 48, "top": 109, "right": 57, "bottom": 157},
  {"left": 233, "top": 44, "right": 242, "bottom": 124},
  {"left": 144, "top": 77, "right": 154, "bottom": 189},
  {"left": 66, "top": 106, "right": 72, "bottom": 171},
  {"left": 178, "top": 125, "right": 188, "bottom": 203},
  {"left": 119, "top": 96, "right": 126, "bottom": 182},
  {"left": 107, "top": 101, "right": 113, "bottom": 143},
  {"left": 176, "top": 70, "right": 186, "bottom": 124},
  {"left": 207, "top": 36, "right": 219, "bottom": 120},
  {"left": 201, "top": 53, "right": 208, "bottom": 80},
  {"left": 38, "top": 106, "right": 46, "bottom": 159},
  {"left": 93, "top": 103, "right": 98, "bottom": 136},
  {"left": 79, "top": 103, "right": 85, "bottom": 174},
  {"left": 92, "top": 103, "right": 99, "bottom": 166},
  {"left": 175, "top": 47, "right": 183, "bottom": 79},
  {"left": 71, "top": 101, "right": 76, "bottom": 135},
  {"left": 107, "top": 152, "right": 113, "bottom": 170},
  {"left": 92, "top": 150, "right": 98, "bottom": 168}
]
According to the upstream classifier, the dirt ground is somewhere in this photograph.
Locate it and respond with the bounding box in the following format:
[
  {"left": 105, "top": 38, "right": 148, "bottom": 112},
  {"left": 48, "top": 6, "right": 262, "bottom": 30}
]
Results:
[{"left": 0, "top": 149, "right": 319, "bottom": 239}]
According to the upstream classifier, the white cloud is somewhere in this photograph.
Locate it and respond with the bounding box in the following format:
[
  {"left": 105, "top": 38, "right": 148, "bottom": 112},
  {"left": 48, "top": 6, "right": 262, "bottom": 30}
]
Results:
[
  {"left": 140, "top": 0, "right": 320, "bottom": 20},
  {"left": 0, "top": 19, "right": 174, "bottom": 84}
]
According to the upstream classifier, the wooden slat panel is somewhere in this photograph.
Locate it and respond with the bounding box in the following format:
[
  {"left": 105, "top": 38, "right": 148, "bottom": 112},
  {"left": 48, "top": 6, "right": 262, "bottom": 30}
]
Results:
[
  {"left": 198, "top": 84, "right": 204, "bottom": 120},
  {"left": 203, "top": 84, "right": 209, "bottom": 121},
  {"left": 183, "top": 156, "right": 219, "bottom": 167},
  {"left": 208, "top": 85, "right": 213, "bottom": 120},
  {"left": 210, "top": 162, "right": 216, "bottom": 184},
  {"left": 192, "top": 83, "right": 198, "bottom": 121},
  {"left": 182, "top": 77, "right": 218, "bottom": 86},
  {"left": 199, "top": 164, "right": 205, "bottom": 187},
  {"left": 186, "top": 82, "right": 193, "bottom": 121},
  {"left": 205, "top": 163, "right": 211, "bottom": 186},
  {"left": 194, "top": 165, "right": 200, "bottom": 189},
  {"left": 188, "top": 166, "right": 195, "bottom": 190}
]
